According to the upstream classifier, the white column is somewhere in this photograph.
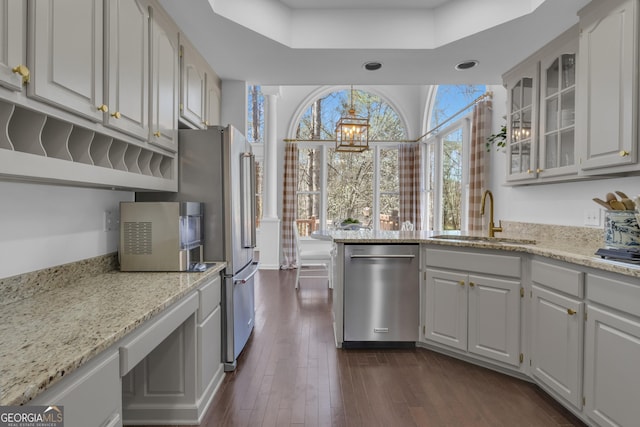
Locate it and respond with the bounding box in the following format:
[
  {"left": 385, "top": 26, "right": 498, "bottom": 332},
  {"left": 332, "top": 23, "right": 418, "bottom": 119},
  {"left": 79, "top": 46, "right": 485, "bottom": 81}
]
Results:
[{"left": 256, "top": 86, "right": 281, "bottom": 270}]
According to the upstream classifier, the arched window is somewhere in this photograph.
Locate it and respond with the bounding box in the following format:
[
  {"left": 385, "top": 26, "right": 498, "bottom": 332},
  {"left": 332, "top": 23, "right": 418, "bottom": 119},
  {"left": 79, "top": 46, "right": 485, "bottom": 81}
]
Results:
[
  {"left": 294, "top": 89, "right": 407, "bottom": 234},
  {"left": 425, "top": 84, "right": 486, "bottom": 231}
]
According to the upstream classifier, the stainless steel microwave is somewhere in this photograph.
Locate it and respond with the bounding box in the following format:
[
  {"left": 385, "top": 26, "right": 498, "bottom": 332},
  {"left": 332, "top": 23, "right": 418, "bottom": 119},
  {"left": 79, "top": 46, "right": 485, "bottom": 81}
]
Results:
[{"left": 119, "top": 201, "right": 204, "bottom": 271}]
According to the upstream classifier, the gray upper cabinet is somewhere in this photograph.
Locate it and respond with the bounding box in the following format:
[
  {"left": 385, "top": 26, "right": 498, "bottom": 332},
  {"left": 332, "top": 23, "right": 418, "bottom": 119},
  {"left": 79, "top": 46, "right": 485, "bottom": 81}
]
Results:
[
  {"left": 105, "top": 0, "right": 149, "bottom": 140},
  {"left": 179, "top": 36, "right": 207, "bottom": 129},
  {"left": 28, "top": 0, "right": 105, "bottom": 122},
  {"left": 0, "top": 1, "right": 26, "bottom": 92},
  {"left": 148, "top": 3, "right": 178, "bottom": 152},
  {"left": 503, "top": 26, "right": 578, "bottom": 185},
  {"left": 577, "top": 0, "right": 639, "bottom": 174}
]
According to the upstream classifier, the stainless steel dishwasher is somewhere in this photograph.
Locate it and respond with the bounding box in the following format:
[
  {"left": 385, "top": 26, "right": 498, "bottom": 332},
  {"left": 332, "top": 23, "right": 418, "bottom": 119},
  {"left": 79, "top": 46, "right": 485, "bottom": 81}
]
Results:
[{"left": 343, "top": 244, "right": 419, "bottom": 347}]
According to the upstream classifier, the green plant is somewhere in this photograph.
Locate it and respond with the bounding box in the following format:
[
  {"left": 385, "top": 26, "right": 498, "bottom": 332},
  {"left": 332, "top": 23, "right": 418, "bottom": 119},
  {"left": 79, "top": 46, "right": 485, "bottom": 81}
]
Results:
[
  {"left": 486, "top": 125, "right": 507, "bottom": 152},
  {"left": 342, "top": 217, "right": 360, "bottom": 224}
]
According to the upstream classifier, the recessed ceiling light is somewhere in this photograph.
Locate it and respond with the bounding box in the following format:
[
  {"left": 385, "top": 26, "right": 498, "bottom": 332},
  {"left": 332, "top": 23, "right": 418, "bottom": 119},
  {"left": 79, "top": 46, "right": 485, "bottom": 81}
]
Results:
[
  {"left": 455, "top": 60, "right": 479, "bottom": 71},
  {"left": 363, "top": 61, "right": 383, "bottom": 71}
]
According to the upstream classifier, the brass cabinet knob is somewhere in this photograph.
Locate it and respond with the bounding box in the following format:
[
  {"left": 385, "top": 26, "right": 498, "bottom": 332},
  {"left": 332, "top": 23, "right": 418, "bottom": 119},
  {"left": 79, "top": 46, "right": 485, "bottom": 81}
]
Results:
[
  {"left": 458, "top": 280, "right": 465, "bottom": 286},
  {"left": 619, "top": 150, "right": 630, "bottom": 157},
  {"left": 153, "top": 131, "right": 161, "bottom": 137},
  {"left": 97, "top": 104, "right": 109, "bottom": 113},
  {"left": 536, "top": 168, "right": 543, "bottom": 173},
  {"left": 12, "top": 64, "right": 30, "bottom": 84},
  {"left": 110, "top": 111, "right": 121, "bottom": 119},
  {"left": 469, "top": 282, "right": 475, "bottom": 287},
  {"left": 527, "top": 169, "right": 533, "bottom": 174},
  {"left": 567, "top": 308, "right": 577, "bottom": 315}
]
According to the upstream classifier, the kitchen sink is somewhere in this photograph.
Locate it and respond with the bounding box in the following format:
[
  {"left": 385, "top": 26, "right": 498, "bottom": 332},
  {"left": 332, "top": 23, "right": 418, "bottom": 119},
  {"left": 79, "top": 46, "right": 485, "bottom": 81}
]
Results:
[{"left": 430, "top": 234, "right": 536, "bottom": 245}]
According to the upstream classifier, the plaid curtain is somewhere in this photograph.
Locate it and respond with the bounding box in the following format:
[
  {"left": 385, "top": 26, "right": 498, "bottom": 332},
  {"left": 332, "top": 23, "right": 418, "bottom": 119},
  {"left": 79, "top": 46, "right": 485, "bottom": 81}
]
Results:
[
  {"left": 280, "top": 142, "right": 298, "bottom": 269},
  {"left": 399, "top": 143, "right": 421, "bottom": 230},
  {"left": 468, "top": 99, "right": 492, "bottom": 232}
]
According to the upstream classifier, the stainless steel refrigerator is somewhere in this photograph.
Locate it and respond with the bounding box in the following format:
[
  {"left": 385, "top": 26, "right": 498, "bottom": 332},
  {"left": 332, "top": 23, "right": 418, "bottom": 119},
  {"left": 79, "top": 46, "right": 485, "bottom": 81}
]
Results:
[{"left": 137, "top": 125, "right": 258, "bottom": 371}]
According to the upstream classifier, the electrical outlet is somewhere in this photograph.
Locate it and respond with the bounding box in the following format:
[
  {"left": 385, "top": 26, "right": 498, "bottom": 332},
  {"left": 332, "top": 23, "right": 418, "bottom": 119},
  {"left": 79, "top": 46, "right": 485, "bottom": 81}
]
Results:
[
  {"left": 104, "top": 210, "right": 118, "bottom": 232},
  {"left": 583, "top": 209, "right": 601, "bottom": 227}
]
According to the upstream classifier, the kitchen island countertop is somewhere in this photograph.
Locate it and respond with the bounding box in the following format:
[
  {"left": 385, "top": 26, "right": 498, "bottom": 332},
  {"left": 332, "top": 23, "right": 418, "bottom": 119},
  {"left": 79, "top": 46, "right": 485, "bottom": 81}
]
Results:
[
  {"left": 0, "top": 262, "right": 225, "bottom": 406},
  {"left": 313, "top": 229, "right": 640, "bottom": 279}
]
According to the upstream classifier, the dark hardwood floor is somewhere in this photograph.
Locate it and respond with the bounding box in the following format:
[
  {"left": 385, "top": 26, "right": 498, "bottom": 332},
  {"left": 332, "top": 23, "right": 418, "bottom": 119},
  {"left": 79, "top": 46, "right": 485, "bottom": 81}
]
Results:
[{"left": 141, "top": 269, "right": 588, "bottom": 427}]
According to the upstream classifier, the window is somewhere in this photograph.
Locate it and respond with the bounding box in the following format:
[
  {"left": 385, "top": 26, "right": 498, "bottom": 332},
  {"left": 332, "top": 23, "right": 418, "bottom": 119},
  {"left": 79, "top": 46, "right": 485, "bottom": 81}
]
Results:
[
  {"left": 248, "top": 85, "right": 264, "bottom": 228},
  {"left": 425, "top": 85, "right": 484, "bottom": 231},
  {"left": 295, "top": 89, "right": 406, "bottom": 234},
  {"left": 247, "top": 85, "right": 264, "bottom": 143}
]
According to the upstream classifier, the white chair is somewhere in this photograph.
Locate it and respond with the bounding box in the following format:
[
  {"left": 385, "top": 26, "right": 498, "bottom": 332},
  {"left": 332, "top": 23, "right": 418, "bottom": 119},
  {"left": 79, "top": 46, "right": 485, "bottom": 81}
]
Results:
[{"left": 293, "top": 222, "right": 333, "bottom": 289}]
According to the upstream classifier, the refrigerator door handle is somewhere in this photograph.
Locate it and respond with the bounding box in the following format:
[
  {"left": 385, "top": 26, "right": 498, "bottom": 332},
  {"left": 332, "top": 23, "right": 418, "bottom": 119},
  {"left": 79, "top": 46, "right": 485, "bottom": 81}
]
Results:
[
  {"left": 233, "top": 261, "right": 259, "bottom": 285},
  {"left": 240, "top": 152, "right": 256, "bottom": 249},
  {"left": 249, "top": 153, "right": 257, "bottom": 248}
]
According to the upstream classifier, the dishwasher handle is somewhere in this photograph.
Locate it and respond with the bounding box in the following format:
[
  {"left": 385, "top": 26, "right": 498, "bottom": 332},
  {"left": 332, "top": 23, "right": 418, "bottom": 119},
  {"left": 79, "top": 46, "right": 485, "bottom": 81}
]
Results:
[{"left": 350, "top": 254, "right": 416, "bottom": 259}]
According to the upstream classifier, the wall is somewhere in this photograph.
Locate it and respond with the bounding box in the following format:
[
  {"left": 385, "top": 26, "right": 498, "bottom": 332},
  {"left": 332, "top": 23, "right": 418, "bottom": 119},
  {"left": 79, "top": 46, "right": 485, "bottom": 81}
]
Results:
[
  {"left": 488, "top": 85, "right": 640, "bottom": 227},
  {"left": 0, "top": 181, "right": 132, "bottom": 279}
]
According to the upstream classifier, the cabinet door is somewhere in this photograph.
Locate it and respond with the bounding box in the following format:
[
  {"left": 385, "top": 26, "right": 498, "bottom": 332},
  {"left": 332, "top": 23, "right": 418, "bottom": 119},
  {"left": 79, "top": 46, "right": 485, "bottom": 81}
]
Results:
[
  {"left": 180, "top": 41, "right": 206, "bottom": 129},
  {"left": 28, "top": 0, "right": 104, "bottom": 122},
  {"left": 197, "top": 305, "right": 223, "bottom": 396},
  {"left": 425, "top": 268, "right": 467, "bottom": 351},
  {"left": 205, "top": 77, "right": 221, "bottom": 127},
  {"left": 578, "top": 0, "right": 638, "bottom": 172},
  {"left": 531, "top": 285, "right": 583, "bottom": 409},
  {"left": 149, "top": 4, "right": 178, "bottom": 152},
  {"left": 584, "top": 304, "right": 640, "bottom": 427},
  {"left": 467, "top": 274, "right": 520, "bottom": 366},
  {"left": 505, "top": 67, "right": 539, "bottom": 182},
  {"left": 0, "top": 0, "right": 26, "bottom": 91},
  {"left": 538, "top": 38, "right": 578, "bottom": 178},
  {"left": 105, "top": 0, "right": 149, "bottom": 140}
]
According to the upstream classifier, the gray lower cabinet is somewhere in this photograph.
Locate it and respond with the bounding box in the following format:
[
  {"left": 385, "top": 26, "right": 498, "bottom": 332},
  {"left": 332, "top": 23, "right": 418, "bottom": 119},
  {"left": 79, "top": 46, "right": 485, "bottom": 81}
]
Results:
[
  {"left": 32, "top": 349, "right": 122, "bottom": 427},
  {"left": 584, "top": 273, "right": 640, "bottom": 427},
  {"left": 122, "top": 274, "right": 224, "bottom": 425},
  {"left": 530, "top": 259, "right": 584, "bottom": 411},
  {"left": 423, "top": 247, "right": 523, "bottom": 368}
]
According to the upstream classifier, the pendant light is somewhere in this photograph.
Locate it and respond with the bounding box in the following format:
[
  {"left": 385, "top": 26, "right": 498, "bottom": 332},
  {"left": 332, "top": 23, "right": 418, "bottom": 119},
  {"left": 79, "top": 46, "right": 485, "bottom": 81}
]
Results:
[{"left": 335, "top": 86, "right": 369, "bottom": 152}]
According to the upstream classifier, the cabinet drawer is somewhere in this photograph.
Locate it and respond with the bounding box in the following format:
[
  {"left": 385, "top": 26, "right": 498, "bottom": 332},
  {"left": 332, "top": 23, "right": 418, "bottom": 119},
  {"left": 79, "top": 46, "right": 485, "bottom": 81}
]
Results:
[
  {"left": 198, "top": 274, "right": 221, "bottom": 323},
  {"left": 425, "top": 248, "right": 520, "bottom": 277},
  {"left": 531, "top": 259, "right": 584, "bottom": 297},
  {"left": 32, "top": 351, "right": 121, "bottom": 427},
  {"left": 119, "top": 291, "right": 198, "bottom": 375},
  {"left": 587, "top": 273, "right": 640, "bottom": 317}
]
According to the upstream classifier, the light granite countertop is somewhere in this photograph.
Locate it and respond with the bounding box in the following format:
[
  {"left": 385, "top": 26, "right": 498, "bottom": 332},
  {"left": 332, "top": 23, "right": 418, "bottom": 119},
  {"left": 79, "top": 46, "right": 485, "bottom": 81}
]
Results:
[
  {"left": 0, "top": 261, "right": 225, "bottom": 406},
  {"left": 313, "top": 227, "right": 640, "bottom": 279}
]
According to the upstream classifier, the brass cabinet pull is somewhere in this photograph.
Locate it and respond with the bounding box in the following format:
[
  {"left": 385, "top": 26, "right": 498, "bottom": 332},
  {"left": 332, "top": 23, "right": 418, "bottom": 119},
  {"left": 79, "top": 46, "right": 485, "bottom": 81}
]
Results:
[
  {"left": 620, "top": 150, "right": 630, "bottom": 157},
  {"left": 469, "top": 282, "right": 475, "bottom": 287},
  {"left": 536, "top": 168, "right": 543, "bottom": 173},
  {"left": 97, "top": 104, "right": 109, "bottom": 113},
  {"left": 153, "top": 131, "right": 161, "bottom": 137},
  {"left": 458, "top": 280, "right": 465, "bottom": 286},
  {"left": 110, "top": 111, "right": 121, "bottom": 119},
  {"left": 12, "top": 64, "right": 30, "bottom": 84},
  {"left": 527, "top": 169, "right": 533, "bottom": 174},
  {"left": 567, "top": 308, "right": 577, "bottom": 315}
]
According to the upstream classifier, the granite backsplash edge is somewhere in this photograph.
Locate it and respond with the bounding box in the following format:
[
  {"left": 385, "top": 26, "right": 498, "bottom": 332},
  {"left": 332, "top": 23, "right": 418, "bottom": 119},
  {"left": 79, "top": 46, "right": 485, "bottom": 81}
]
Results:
[{"left": 0, "top": 253, "right": 119, "bottom": 306}]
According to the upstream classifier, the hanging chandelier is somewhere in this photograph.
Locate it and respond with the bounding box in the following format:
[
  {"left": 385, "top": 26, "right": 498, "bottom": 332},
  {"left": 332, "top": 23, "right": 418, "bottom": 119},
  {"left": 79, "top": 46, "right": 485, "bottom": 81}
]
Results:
[{"left": 335, "top": 86, "right": 370, "bottom": 152}]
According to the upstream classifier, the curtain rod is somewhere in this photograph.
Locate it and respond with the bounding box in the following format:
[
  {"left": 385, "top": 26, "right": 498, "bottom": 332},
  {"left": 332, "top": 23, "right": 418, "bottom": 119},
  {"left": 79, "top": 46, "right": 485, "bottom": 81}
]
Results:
[
  {"left": 414, "top": 90, "right": 493, "bottom": 142},
  {"left": 283, "top": 91, "right": 493, "bottom": 144}
]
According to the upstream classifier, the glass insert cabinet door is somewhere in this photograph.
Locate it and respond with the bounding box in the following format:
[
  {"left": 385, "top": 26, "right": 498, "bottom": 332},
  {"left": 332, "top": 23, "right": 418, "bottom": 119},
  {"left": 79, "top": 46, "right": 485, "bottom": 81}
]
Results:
[
  {"left": 508, "top": 75, "right": 537, "bottom": 180},
  {"left": 540, "top": 52, "right": 576, "bottom": 175}
]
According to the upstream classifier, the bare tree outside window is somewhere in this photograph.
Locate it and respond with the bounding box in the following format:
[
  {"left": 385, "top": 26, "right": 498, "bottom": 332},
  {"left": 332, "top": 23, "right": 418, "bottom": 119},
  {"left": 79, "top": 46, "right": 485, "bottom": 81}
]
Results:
[{"left": 295, "top": 89, "right": 406, "bottom": 231}]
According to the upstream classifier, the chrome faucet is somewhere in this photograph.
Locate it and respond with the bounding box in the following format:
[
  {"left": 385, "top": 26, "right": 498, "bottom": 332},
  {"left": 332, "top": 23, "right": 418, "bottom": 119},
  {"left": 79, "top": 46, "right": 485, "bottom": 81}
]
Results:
[{"left": 480, "top": 190, "right": 503, "bottom": 238}]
